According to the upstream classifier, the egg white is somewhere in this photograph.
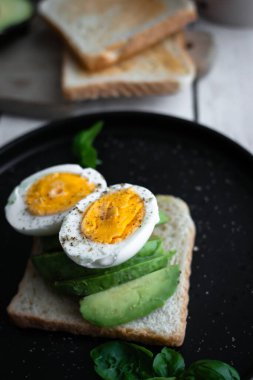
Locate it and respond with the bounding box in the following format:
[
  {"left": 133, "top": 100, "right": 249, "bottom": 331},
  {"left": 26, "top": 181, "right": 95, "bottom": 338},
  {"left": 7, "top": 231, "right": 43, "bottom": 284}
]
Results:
[
  {"left": 59, "top": 183, "right": 159, "bottom": 268},
  {"left": 5, "top": 164, "right": 107, "bottom": 236}
]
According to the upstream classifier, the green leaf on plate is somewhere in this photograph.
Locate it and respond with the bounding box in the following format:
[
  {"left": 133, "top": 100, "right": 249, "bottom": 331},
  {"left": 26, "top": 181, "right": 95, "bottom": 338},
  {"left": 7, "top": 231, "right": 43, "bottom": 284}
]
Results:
[
  {"left": 90, "top": 341, "right": 154, "bottom": 380},
  {"left": 153, "top": 347, "right": 185, "bottom": 378},
  {"left": 180, "top": 360, "right": 240, "bottom": 380},
  {"left": 73, "top": 121, "right": 103, "bottom": 168}
]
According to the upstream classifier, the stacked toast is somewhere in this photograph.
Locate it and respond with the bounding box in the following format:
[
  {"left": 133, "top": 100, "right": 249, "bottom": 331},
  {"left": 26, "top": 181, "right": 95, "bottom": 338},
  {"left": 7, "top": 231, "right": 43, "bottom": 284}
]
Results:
[{"left": 39, "top": 0, "right": 198, "bottom": 100}]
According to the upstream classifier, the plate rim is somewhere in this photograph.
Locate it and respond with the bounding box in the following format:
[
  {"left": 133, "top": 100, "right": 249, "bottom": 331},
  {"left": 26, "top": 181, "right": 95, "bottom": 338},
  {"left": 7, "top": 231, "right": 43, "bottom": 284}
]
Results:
[
  {"left": 0, "top": 111, "right": 253, "bottom": 165},
  {"left": 1, "top": 111, "right": 253, "bottom": 379}
]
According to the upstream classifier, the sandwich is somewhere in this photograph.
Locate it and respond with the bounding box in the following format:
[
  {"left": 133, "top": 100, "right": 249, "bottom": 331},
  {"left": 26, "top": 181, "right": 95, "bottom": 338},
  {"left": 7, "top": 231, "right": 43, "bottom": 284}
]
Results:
[
  {"left": 62, "top": 33, "right": 196, "bottom": 101},
  {"left": 6, "top": 161, "right": 195, "bottom": 346},
  {"left": 39, "top": 0, "right": 197, "bottom": 71}
]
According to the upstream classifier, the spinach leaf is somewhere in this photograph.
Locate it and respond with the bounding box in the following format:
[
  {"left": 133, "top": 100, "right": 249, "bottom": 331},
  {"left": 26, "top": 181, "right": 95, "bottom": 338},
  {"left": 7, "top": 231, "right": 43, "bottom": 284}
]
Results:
[
  {"left": 90, "top": 341, "right": 154, "bottom": 380},
  {"left": 147, "top": 377, "right": 177, "bottom": 380},
  {"left": 153, "top": 347, "right": 185, "bottom": 377},
  {"left": 180, "top": 360, "right": 240, "bottom": 380},
  {"left": 157, "top": 210, "right": 170, "bottom": 225},
  {"left": 73, "top": 121, "right": 103, "bottom": 168},
  {"left": 90, "top": 342, "right": 240, "bottom": 380}
]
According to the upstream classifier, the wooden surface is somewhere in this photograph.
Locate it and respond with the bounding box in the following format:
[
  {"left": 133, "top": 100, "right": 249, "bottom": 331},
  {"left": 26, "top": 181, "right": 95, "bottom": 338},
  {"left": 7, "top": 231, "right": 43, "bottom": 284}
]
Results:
[
  {"left": 0, "top": 18, "right": 210, "bottom": 119},
  {"left": 1, "top": 20, "right": 253, "bottom": 156},
  {"left": 197, "top": 21, "right": 253, "bottom": 153}
]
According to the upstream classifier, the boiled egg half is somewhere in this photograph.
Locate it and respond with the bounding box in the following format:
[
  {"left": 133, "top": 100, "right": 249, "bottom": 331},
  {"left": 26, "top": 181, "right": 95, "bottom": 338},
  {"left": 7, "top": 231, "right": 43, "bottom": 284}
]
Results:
[
  {"left": 59, "top": 183, "right": 159, "bottom": 268},
  {"left": 5, "top": 164, "right": 106, "bottom": 236}
]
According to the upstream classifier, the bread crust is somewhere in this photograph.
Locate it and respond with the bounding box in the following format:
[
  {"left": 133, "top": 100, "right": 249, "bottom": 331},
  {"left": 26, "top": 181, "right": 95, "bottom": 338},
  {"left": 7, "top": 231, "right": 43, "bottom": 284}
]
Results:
[
  {"left": 62, "top": 33, "right": 196, "bottom": 101},
  {"left": 63, "top": 80, "right": 180, "bottom": 101},
  {"left": 40, "top": 5, "right": 197, "bottom": 71},
  {"left": 7, "top": 196, "right": 195, "bottom": 346},
  {"left": 9, "top": 305, "right": 186, "bottom": 346}
]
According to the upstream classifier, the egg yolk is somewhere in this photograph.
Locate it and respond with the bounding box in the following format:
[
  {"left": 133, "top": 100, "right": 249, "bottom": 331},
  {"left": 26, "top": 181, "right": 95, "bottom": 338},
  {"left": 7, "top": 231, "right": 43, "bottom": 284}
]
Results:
[
  {"left": 81, "top": 188, "right": 145, "bottom": 244},
  {"left": 26, "top": 172, "right": 95, "bottom": 216}
]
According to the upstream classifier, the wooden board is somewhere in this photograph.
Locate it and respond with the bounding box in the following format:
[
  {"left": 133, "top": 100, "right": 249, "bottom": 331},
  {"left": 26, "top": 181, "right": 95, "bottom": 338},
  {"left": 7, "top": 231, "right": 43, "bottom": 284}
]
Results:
[{"left": 0, "top": 17, "right": 214, "bottom": 120}]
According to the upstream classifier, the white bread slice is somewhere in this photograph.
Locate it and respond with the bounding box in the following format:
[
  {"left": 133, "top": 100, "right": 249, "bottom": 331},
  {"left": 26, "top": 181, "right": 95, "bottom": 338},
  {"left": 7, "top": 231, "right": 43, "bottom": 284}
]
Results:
[
  {"left": 7, "top": 195, "right": 195, "bottom": 346},
  {"left": 62, "top": 33, "right": 196, "bottom": 100},
  {"left": 39, "top": 0, "right": 197, "bottom": 71}
]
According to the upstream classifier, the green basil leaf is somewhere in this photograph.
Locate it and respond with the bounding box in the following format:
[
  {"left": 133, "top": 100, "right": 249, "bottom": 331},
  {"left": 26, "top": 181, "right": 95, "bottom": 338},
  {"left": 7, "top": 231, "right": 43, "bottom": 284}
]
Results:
[
  {"left": 157, "top": 210, "right": 170, "bottom": 225},
  {"left": 153, "top": 347, "right": 185, "bottom": 377},
  {"left": 181, "top": 360, "right": 240, "bottom": 380},
  {"left": 73, "top": 121, "right": 103, "bottom": 168},
  {"left": 147, "top": 377, "right": 177, "bottom": 380},
  {"left": 78, "top": 145, "right": 97, "bottom": 168},
  {"left": 90, "top": 341, "right": 154, "bottom": 380}
]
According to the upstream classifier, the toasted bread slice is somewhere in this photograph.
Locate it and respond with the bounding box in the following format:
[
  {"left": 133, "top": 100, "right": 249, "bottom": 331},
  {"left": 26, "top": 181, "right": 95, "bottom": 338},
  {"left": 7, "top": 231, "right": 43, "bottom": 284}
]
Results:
[
  {"left": 62, "top": 33, "right": 195, "bottom": 100},
  {"left": 39, "top": 0, "right": 197, "bottom": 71},
  {"left": 7, "top": 195, "right": 195, "bottom": 346}
]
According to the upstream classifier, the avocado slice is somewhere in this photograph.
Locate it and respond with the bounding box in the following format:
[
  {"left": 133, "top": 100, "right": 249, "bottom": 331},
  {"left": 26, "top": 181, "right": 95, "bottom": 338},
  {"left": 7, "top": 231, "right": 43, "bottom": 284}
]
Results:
[
  {"left": 137, "top": 237, "right": 163, "bottom": 257},
  {"left": 32, "top": 251, "right": 100, "bottom": 281},
  {"left": 41, "top": 235, "right": 161, "bottom": 256},
  {"left": 54, "top": 253, "right": 172, "bottom": 296},
  {"left": 32, "top": 237, "right": 164, "bottom": 281},
  {"left": 157, "top": 210, "right": 170, "bottom": 225},
  {"left": 0, "top": 0, "right": 33, "bottom": 33},
  {"left": 80, "top": 265, "right": 180, "bottom": 327}
]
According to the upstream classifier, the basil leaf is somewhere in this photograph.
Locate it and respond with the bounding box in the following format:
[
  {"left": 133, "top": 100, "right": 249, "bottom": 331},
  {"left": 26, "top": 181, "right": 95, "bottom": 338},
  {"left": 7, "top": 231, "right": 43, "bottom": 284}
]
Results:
[
  {"left": 157, "top": 210, "right": 170, "bottom": 225},
  {"left": 153, "top": 347, "right": 185, "bottom": 377},
  {"left": 181, "top": 360, "right": 240, "bottom": 380},
  {"left": 73, "top": 121, "right": 103, "bottom": 168},
  {"left": 147, "top": 377, "right": 177, "bottom": 380},
  {"left": 90, "top": 341, "right": 154, "bottom": 380}
]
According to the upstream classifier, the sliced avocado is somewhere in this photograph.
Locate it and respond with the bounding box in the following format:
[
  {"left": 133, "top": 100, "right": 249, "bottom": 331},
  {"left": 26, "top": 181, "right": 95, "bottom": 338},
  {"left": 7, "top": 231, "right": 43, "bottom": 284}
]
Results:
[
  {"left": 157, "top": 210, "right": 170, "bottom": 225},
  {"left": 137, "top": 236, "right": 162, "bottom": 256},
  {"left": 54, "top": 253, "right": 171, "bottom": 296},
  {"left": 32, "top": 237, "right": 164, "bottom": 281},
  {"left": 0, "top": 0, "right": 33, "bottom": 33},
  {"left": 32, "top": 252, "right": 101, "bottom": 281},
  {"left": 80, "top": 265, "right": 180, "bottom": 327}
]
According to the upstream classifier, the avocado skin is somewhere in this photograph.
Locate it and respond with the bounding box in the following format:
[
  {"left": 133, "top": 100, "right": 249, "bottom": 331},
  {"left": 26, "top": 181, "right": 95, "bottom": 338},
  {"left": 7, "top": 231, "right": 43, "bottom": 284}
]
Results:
[
  {"left": 32, "top": 237, "right": 163, "bottom": 281},
  {"left": 32, "top": 252, "right": 99, "bottom": 281},
  {"left": 54, "top": 253, "right": 171, "bottom": 296},
  {"left": 80, "top": 265, "right": 180, "bottom": 327}
]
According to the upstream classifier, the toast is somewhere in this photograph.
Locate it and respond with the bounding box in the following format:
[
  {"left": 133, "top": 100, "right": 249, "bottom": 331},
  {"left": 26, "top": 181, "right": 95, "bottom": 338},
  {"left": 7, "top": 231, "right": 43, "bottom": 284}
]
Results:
[
  {"left": 7, "top": 195, "right": 195, "bottom": 346},
  {"left": 62, "top": 33, "right": 196, "bottom": 100},
  {"left": 39, "top": 0, "right": 197, "bottom": 71}
]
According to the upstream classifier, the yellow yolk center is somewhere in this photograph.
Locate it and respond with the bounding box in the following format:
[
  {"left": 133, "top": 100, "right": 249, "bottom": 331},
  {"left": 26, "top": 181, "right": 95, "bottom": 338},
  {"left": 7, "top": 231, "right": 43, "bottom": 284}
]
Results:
[
  {"left": 81, "top": 188, "right": 145, "bottom": 244},
  {"left": 26, "top": 172, "right": 95, "bottom": 216}
]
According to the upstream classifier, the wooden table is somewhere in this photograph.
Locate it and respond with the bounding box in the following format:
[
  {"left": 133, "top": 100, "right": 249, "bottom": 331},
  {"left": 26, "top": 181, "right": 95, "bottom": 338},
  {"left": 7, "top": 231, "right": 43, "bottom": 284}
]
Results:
[{"left": 1, "top": 20, "right": 253, "bottom": 154}]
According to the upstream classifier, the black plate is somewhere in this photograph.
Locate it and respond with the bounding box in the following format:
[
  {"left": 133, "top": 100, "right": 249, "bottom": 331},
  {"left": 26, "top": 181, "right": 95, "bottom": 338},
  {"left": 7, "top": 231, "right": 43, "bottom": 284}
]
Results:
[{"left": 1, "top": 112, "right": 253, "bottom": 380}]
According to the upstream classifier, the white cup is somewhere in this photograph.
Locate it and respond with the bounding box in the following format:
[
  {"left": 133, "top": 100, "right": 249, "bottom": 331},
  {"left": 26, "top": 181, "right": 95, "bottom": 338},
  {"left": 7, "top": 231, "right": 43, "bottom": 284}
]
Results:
[{"left": 196, "top": 0, "right": 253, "bottom": 27}]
